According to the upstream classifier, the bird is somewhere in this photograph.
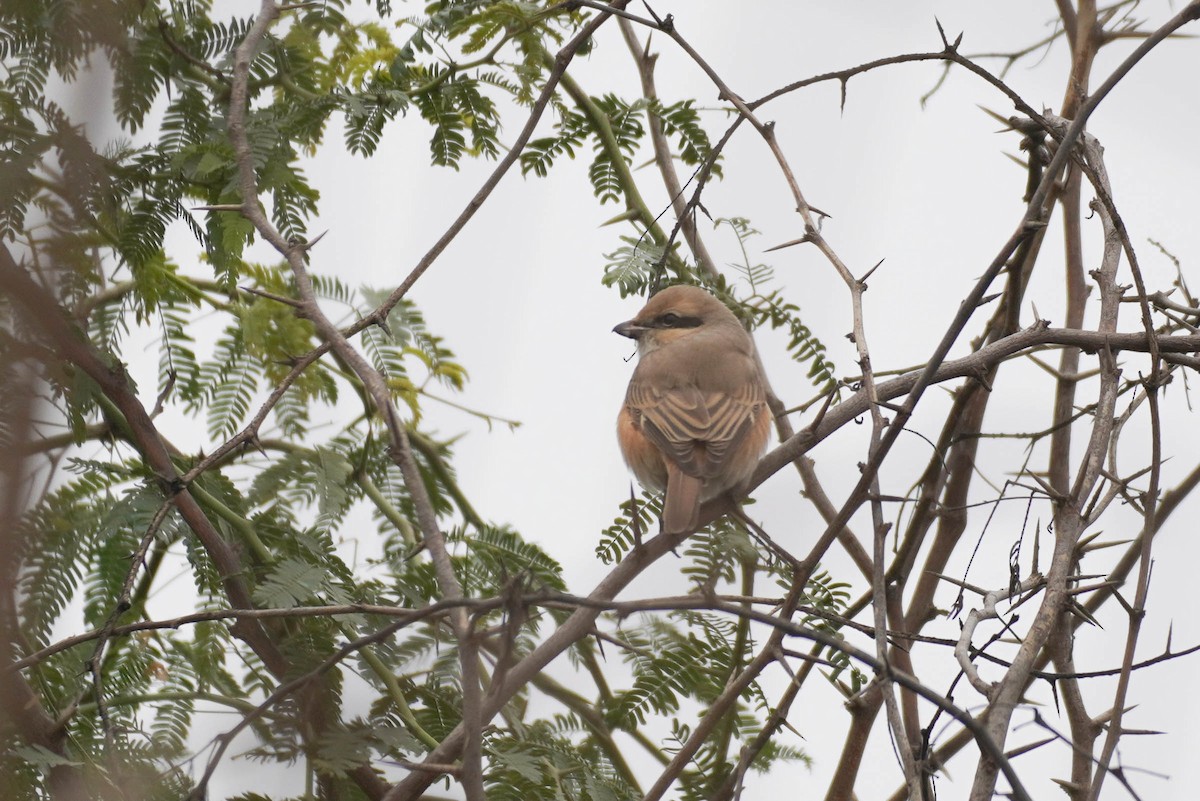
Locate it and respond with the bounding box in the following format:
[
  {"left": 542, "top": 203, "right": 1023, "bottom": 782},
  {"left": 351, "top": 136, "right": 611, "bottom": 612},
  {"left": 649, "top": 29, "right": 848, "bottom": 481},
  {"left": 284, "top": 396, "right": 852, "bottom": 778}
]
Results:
[{"left": 614, "top": 284, "right": 772, "bottom": 535}]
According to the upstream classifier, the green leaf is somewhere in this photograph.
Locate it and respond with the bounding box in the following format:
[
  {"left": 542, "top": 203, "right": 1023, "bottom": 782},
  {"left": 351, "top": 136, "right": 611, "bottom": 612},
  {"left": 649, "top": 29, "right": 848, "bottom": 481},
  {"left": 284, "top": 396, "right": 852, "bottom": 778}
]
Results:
[
  {"left": 9, "top": 745, "right": 82, "bottom": 769},
  {"left": 312, "top": 446, "right": 354, "bottom": 527},
  {"left": 601, "top": 235, "right": 667, "bottom": 297},
  {"left": 252, "top": 558, "right": 330, "bottom": 608}
]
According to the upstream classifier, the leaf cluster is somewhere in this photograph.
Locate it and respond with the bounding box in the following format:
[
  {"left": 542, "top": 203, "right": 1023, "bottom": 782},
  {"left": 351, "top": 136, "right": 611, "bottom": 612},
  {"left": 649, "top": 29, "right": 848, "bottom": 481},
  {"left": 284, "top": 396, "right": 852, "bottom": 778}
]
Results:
[{"left": 3, "top": 1, "right": 843, "bottom": 797}]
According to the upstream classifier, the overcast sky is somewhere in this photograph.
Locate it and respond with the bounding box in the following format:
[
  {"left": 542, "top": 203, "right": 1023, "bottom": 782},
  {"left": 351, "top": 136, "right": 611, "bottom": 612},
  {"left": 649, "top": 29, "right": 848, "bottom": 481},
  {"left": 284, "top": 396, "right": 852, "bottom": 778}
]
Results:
[{"left": 60, "top": 1, "right": 1200, "bottom": 797}]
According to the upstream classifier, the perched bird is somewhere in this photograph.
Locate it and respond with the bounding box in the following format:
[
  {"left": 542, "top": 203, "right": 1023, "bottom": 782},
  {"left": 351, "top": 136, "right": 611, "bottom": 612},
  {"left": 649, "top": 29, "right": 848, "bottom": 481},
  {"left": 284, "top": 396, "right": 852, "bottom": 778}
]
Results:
[{"left": 615, "top": 285, "right": 772, "bottom": 534}]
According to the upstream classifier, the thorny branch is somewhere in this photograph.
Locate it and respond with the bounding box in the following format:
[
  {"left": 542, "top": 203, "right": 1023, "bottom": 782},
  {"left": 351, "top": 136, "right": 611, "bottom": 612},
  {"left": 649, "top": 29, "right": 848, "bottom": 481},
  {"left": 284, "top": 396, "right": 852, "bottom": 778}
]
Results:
[{"left": 5, "top": 2, "right": 1200, "bottom": 800}]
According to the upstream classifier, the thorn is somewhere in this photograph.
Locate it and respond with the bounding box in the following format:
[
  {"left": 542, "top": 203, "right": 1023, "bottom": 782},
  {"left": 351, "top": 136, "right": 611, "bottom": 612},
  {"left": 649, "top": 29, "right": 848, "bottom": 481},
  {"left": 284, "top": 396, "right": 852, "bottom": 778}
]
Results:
[
  {"left": 1065, "top": 572, "right": 1108, "bottom": 583},
  {"left": 192, "top": 203, "right": 244, "bottom": 212},
  {"left": 976, "top": 292, "right": 1002, "bottom": 308},
  {"left": 778, "top": 717, "right": 803, "bottom": 738},
  {"left": 600, "top": 209, "right": 640, "bottom": 227},
  {"left": 935, "top": 17, "right": 949, "bottom": 48},
  {"left": 859, "top": 258, "right": 885, "bottom": 284},
  {"left": 1025, "top": 472, "right": 1064, "bottom": 501},
  {"left": 1067, "top": 580, "right": 1122, "bottom": 596},
  {"left": 298, "top": 229, "right": 328, "bottom": 251},
  {"left": 374, "top": 314, "right": 394, "bottom": 339},
  {"left": 1005, "top": 734, "right": 1057, "bottom": 760},
  {"left": 928, "top": 572, "right": 988, "bottom": 596},
  {"left": 977, "top": 105, "right": 1014, "bottom": 128},
  {"left": 238, "top": 285, "right": 302, "bottom": 308},
  {"left": 641, "top": 1, "right": 664, "bottom": 27},
  {"left": 1051, "top": 779, "right": 1085, "bottom": 793},
  {"left": 973, "top": 367, "right": 994, "bottom": 392},
  {"left": 764, "top": 236, "right": 810, "bottom": 253},
  {"left": 1079, "top": 537, "right": 1133, "bottom": 554},
  {"left": 249, "top": 435, "right": 269, "bottom": 460},
  {"left": 1110, "top": 587, "right": 1135, "bottom": 615},
  {"left": 1004, "top": 152, "right": 1029, "bottom": 169}
]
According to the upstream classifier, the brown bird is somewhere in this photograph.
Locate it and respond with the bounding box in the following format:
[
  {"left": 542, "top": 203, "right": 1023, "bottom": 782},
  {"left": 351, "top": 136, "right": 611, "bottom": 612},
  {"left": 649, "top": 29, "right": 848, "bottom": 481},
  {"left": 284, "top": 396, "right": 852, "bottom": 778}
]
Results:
[{"left": 615, "top": 285, "right": 772, "bottom": 534}]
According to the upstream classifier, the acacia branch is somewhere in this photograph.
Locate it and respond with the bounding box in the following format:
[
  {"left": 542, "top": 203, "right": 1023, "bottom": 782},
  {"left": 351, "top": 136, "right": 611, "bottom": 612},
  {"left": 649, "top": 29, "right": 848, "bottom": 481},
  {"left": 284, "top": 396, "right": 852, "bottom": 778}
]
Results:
[
  {"left": 751, "top": 324, "right": 1200, "bottom": 492},
  {"left": 226, "top": 2, "right": 486, "bottom": 794},
  {"left": 628, "top": 7, "right": 925, "bottom": 788},
  {"left": 86, "top": 498, "right": 174, "bottom": 741},
  {"left": 0, "top": 245, "right": 288, "bottom": 677},
  {"left": 0, "top": 366, "right": 88, "bottom": 800},
  {"left": 376, "top": 321, "right": 1199, "bottom": 796},
  {"left": 617, "top": 18, "right": 720, "bottom": 278},
  {"left": 969, "top": 119, "right": 1126, "bottom": 800},
  {"left": 1084, "top": 150, "right": 1166, "bottom": 801}
]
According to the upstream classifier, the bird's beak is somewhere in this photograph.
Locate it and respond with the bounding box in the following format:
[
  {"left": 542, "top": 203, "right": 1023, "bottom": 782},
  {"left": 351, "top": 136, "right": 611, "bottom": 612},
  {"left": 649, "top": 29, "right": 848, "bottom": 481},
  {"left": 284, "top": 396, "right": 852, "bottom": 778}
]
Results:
[{"left": 613, "top": 320, "right": 645, "bottom": 339}]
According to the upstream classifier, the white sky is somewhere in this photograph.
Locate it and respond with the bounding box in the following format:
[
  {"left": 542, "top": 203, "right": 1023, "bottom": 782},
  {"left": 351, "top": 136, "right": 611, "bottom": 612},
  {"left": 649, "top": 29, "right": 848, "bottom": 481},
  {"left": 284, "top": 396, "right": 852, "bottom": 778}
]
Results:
[{"left": 51, "top": 1, "right": 1200, "bottom": 798}]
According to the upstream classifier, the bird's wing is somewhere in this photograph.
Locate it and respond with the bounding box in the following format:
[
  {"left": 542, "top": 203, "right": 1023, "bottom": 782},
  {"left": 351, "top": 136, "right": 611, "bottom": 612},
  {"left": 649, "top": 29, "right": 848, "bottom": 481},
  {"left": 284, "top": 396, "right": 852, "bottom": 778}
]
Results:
[{"left": 625, "top": 380, "right": 764, "bottom": 480}]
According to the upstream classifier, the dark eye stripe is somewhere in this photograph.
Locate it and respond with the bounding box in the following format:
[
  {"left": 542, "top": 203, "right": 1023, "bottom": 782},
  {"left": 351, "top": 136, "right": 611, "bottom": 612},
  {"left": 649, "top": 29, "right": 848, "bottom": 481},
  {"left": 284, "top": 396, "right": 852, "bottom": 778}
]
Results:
[{"left": 656, "top": 314, "right": 702, "bottom": 329}]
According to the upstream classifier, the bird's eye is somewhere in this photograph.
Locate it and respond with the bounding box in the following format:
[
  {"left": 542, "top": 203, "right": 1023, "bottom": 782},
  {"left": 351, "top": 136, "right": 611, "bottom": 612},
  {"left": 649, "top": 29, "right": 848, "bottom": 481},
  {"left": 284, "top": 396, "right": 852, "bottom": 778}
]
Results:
[{"left": 660, "top": 312, "right": 680, "bottom": 327}]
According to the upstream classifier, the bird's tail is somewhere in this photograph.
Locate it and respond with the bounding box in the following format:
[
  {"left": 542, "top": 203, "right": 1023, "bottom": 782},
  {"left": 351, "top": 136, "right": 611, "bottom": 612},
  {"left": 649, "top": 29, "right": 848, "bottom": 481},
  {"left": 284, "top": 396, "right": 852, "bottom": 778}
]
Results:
[{"left": 663, "top": 466, "right": 702, "bottom": 535}]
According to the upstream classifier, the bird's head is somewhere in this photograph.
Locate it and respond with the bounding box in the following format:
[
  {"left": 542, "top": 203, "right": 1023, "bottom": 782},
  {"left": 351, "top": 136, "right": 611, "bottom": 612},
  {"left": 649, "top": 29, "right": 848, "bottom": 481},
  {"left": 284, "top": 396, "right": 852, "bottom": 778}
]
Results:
[{"left": 613, "top": 285, "right": 737, "bottom": 354}]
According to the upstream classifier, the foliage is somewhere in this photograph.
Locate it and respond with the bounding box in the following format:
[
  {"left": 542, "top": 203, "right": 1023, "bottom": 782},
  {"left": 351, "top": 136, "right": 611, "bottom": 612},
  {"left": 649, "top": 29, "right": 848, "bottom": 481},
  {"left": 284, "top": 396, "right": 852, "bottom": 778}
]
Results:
[
  {"left": 2, "top": 1, "right": 839, "bottom": 799},
  {"left": 8, "top": 0, "right": 1196, "bottom": 799}
]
